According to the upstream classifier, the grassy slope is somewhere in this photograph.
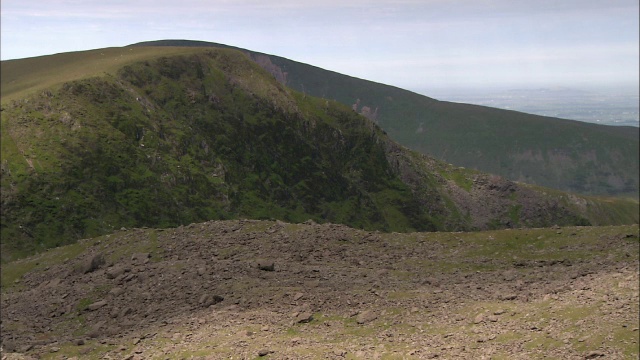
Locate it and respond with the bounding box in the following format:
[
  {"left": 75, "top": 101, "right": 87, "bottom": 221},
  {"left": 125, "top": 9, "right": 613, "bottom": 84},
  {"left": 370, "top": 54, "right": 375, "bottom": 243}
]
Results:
[
  {"left": 0, "top": 49, "right": 446, "bottom": 260},
  {"left": 1, "top": 46, "right": 637, "bottom": 262},
  {"left": 516, "top": 183, "right": 639, "bottom": 226},
  {"left": 128, "top": 40, "right": 639, "bottom": 198},
  {"left": 1, "top": 47, "right": 207, "bottom": 103},
  {"left": 3, "top": 42, "right": 638, "bottom": 197},
  {"left": 269, "top": 55, "right": 640, "bottom": 197}
]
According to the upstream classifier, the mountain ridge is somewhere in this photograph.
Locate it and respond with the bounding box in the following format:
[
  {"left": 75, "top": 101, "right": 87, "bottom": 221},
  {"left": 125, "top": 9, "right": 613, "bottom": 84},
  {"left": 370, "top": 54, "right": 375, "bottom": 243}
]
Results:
[
  {"left": 3, "top": 41, "right": 638, "bottom": 197},
  {"left": 1, "top": 45, "right": 637, "bottom": 261},
  {"left": 128, "top": 40, "right": 639, "bottom": 197}
]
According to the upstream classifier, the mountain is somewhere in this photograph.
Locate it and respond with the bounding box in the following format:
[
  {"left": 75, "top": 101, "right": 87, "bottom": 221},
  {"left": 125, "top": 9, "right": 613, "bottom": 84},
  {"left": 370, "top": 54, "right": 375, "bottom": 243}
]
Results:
[
  {"left": 1, "top": 46, "right": 638, "bottom": 261},
  {"left": 130, "top": 40, "right": 639, "bottom": 198}
]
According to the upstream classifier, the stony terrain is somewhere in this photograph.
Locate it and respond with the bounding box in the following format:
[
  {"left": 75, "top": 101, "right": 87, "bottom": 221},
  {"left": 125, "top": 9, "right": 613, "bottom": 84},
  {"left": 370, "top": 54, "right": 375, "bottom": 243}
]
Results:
[{"left": 1, "top": 220, "right": 638, "bottom": 359}]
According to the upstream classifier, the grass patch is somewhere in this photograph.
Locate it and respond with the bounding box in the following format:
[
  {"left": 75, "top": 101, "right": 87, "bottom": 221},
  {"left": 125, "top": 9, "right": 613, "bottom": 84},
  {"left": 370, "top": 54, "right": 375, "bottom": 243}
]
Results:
[
  {"left": 523, "top": 335, "right": 565, "bottom": 351},
  {"left": 611, "top": 327, "right": 640, "bottom": 358},
  {"left": 1, "top": 239, "right": 90, "bottom": 290},
  {"left": 104, "top": 229, "right": 163, "bottom": 264},
  {"left": 1, "top": 46, "right": 211, "bottom": 103},
  {"left": 76, "top": 297, "right": 94, "bottom": 312},
  {"left": 443, "top": 168, "right": 475, "bottom": 191},
  {"left": 239, "top": 220, "right": 276, "bottom": 233},
  {"left": 217, "top": 245, "right": 247, "bottom": 260}
]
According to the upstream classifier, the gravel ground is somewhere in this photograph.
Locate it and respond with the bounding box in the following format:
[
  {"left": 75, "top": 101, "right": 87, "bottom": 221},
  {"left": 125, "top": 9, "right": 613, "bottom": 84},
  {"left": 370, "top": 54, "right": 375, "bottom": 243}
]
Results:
[{"left": 1, "top": 220, "right": 638, "bottom": 359}]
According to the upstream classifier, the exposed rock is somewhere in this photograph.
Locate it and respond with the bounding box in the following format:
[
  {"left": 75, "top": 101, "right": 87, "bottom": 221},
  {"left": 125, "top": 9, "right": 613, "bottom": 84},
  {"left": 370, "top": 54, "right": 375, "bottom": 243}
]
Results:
[
  {"left": 198, "top": 294, "right": 224, "bottom": 307},
  {"left": 106, "top": 266, "right": 126, "bottom": 279},
  {"left": 86, "top": 300, "right": 108, "bottom": 311},
  {"left": 256, "top": 260, "right": 275, "bottom": 271},
  {"left": 1, "top": 220, "right": 637, "bottom": 359},
  {"left": 81, "top": 253, "right": 105, "bottom": 274},
  {"left": 197, "top": 266, "right": 207, "bottom": 276},
  {"left": 585, "top": 351, "right": 605, "bottom": 358},
  {"left": 87, "top": 320, "right": 106, "bottom": 338},
  {"left": 257, "top": 349, "right": 273, "bottom": 357},
  {"left": 295, "top": 312, "right": 314, "bottom": 323},
  {"left": 131, "top": 253, "right": 150, "bottom": 265},
  {"left": 2, "top": 339, "right": 17, "bottom": 352},
  {"left": 46, "top": 278, "right": 62, "bottom": 288},
  {"left": 356, "top": 310, "right": 377, "bottom": 324},
  {"left": 109, "top": 287, "right": 125, "bottom": 297},
  {"left": 119, "top": 307, "right": 133, "bottom": 318}
]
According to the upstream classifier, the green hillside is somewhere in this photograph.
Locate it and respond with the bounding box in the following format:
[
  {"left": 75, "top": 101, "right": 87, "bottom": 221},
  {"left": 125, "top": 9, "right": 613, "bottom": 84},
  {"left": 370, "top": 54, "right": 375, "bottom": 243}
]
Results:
[
  {"left": 1, "top": 47, "right": 637, "bottom": 262},
  {"left": 255, "top": 49, "right": 640, "bottom": 198},
  {"left": 0, "top": 49, "right": 438, "bottom": 259},
  {"left": 0, "top": 46, "right": 215, "bottom": 103},
  {"left": 130, "top": 40, "right": 639, "bottom": 198}
]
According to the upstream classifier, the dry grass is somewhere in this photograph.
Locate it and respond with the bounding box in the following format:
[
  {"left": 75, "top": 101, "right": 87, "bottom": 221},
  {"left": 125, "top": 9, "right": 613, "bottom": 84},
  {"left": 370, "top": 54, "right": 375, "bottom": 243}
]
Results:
[{"left": 1, "top": 46, "right": 209, "bottom": 103}]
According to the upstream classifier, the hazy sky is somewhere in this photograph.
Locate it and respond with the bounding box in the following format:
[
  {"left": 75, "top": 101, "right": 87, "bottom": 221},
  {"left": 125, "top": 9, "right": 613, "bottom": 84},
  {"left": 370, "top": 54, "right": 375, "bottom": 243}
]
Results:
[{"left": 1, "top": 0, "right": 638, "bottom": 92}]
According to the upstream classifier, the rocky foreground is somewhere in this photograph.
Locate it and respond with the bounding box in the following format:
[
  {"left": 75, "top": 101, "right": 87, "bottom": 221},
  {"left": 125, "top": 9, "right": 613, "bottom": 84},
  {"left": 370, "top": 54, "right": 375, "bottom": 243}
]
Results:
[{"left": 1, "top": 220, "right": 638, "bottom": 359}]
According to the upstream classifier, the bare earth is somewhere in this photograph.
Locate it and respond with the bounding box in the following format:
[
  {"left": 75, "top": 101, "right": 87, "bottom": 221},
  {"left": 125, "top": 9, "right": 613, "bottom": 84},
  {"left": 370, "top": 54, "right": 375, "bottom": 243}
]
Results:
[{"left": 1, "top": 220, "right": 638, "bottom": 359}]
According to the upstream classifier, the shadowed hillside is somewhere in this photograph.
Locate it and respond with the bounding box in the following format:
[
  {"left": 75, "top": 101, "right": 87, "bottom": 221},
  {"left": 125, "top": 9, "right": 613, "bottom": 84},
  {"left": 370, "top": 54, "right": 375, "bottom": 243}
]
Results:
[
  {"left": 129, "top": 40, "right": 639, "bottom": 198},
  {"left": 1, "top": 47, "right": 638, "bottom": 262}
]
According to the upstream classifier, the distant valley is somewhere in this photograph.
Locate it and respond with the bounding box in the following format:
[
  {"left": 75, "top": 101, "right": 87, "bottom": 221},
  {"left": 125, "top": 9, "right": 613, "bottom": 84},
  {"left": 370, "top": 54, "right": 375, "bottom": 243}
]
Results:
[{"left": 423, "top": 86, "right": 640, "bottom": 127}]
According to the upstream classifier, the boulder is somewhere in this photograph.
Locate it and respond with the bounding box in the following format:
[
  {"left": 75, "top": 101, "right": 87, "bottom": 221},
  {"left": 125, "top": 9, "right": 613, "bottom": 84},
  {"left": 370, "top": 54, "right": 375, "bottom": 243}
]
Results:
[{"left": 81, "top": 253, "right": 105, "bottom": 274}]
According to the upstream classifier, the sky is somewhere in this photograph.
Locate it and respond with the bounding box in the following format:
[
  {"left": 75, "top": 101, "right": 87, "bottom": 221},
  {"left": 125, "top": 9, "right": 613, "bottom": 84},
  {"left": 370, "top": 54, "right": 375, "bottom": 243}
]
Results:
[{"left": 1, "top": 0, "right": 639, "bottom": 93}]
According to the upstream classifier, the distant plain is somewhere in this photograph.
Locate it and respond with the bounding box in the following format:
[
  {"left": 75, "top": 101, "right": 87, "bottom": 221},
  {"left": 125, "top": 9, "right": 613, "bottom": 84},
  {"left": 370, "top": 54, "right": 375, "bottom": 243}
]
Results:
[{"left": 423, "top": 86, "right": 639, "bottom": 127}]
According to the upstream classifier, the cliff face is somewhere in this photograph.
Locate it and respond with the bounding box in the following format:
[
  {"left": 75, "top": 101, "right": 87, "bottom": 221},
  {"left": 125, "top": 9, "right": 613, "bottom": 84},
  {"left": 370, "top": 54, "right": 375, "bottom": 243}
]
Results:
[{"left": 160, "top": 40, "right": 636, "bottom": 198}]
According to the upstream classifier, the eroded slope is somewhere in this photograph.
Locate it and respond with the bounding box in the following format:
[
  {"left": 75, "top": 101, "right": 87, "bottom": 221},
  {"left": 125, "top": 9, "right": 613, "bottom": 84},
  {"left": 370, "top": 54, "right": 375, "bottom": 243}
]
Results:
[{"left": 1, "top": 221, "right": 638, "bottom": 359}]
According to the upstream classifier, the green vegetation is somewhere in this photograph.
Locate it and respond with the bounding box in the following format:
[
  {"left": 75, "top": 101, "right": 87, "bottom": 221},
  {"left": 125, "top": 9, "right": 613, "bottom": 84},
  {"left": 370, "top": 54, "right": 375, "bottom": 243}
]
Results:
[
  {"left": 0, "top": 50, "right": 439, "bottom": 260},
  {"left": 0, "top": 239, "right": 90, "bottom": 289},
  {"left": 275, "top": 53, "right": 639, "bottom": 198},
  {"left": 441, "top": 167, "right": 477, "bottom": 191},
  {"left": 5, "top": 41, "right": 637, "bottom": 199},
  {"left": 521, "top": 183, "right": 640, "bottom": 226},
  {"left": 0, "top": 46, "right": 208, "bottom": 102},
  {"left": 75, "top": 297, "right": 94, "bottom": 312},
  {"left": 1, "top": 46, "right": 637, "bottom": 261},
  {"left": 129, "top": 40, "right": 639, "bottom": 198}
]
